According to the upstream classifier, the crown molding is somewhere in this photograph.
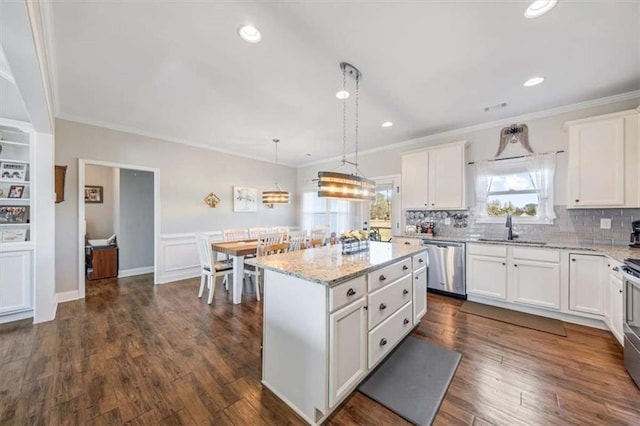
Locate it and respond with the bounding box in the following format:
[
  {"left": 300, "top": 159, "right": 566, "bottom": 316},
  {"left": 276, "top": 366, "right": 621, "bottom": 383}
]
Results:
[
  {"left": 298, "top": 90, "right": 640, "bottom": 168},
  {"left": 56, "top": 113, "right": 297, "bottom": 167},
  {"left": 38, "top": 0, "right": 60, "bottom": 117}
]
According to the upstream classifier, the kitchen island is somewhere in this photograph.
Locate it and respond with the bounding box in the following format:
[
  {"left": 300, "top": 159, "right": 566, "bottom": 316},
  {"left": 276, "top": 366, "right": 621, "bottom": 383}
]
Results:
[{"left": 246, "top": 241, "right": 427, "bottom": 425}]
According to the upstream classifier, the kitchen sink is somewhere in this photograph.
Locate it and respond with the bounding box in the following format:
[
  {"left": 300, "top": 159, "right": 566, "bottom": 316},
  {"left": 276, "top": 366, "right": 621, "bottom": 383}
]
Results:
[{"left": 477, "top": 238, "right": 547, "bottom": 246}]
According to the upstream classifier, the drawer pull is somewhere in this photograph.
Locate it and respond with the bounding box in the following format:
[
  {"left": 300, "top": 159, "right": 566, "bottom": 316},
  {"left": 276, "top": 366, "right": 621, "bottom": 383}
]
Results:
[
  {"left": 403, "top": 289, "right": 409, "bottom": 295},
  {"left": 415, "top": 276, "right": 419, "bottom": 280},
  {"left": 380, "top": 338, "right": 387, "bottom": 346},
  {"left": 346, "top": 288, "right": 356, "bottom": 297},
  {"left": 402, "top": 265, "right": 409, "bottom": 271},
  {"left": 379, "top": 275, "right": 387, "bottom": 281},
  {"left": 612, "top": 266, "right": 619, "bottom": 272},
  {"left": 403, "top": 318, "right": 410, "bottom": 325},
  {"left": 419, "top": 258, "right": 424, "bottom": 263},
  {"left": 379, "top": 303, "right": 387, "bottom": 310},
  {"left": 363, "top": 305, "right": 368, "bottom": 310}
]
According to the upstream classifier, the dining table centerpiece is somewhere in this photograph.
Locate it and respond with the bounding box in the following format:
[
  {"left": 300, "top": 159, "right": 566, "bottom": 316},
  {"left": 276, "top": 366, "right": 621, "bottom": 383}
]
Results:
[{"left": 339, "top": 230, "right": 372, "bottom": 255}]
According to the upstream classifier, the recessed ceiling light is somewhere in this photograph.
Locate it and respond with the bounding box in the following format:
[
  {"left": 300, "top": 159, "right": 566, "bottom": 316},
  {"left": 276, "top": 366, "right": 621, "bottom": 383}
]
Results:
[
  {"left": 524, "top": 0, "right": 558, "bottom": 19},
  {"left": 523, "top": 76, "right": 545, "bottom": 87},
  {"left": 238, "top": 25, "right": 261, "bottom": 43},
  {"left": 336, "top": 90, "right": 350, "bottom": 100},
  {"left": 381, "top": 121, "right": 393, "bottom": 128}
]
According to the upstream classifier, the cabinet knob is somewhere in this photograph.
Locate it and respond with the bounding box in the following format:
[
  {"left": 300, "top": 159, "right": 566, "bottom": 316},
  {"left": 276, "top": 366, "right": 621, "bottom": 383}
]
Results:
[
  {"left": 431, "top": 203, "right": 435, "bottom": 206},
  {"left": 403, "top": 289, "right": 409, "bottom": 295},
  {"left": 402, "top": 265, "right": 409, "bottom": 271},
  {"left": 404, "top": 242, "right": 411, "bottom": 245},
  {"left": 346, "top": 288, "right": 356, "bottom": 296},
  {"left": 379, "top": 275, "right": 387, "bottom": 281},
  {"left": 419, "top": 258, "right": 424, "bottom": 263},
  {"left": 572, "top": 258, "right": 576, "bottom": 262},
  {"left": 363, "top": 305, "right": 368, "bottom": 310},
  {"left": 380, "top": 338, "right": 387, "bottom": 346},
  {"left": 619, "top": 290, "right": 623, "bottom": 294},
  {"left": 415, "top": 276, "right": 419, "bottom": 280},
  {"left": 612, "top": 267, "right": 619, "bottom": 272},
  {"left": 502, "top": 262, "right": 506, "bottom": 266},
  {"left": 379, "top": 303, "right": 387, "bottom": 310},
  {"left": 403, "top": 318, "right": 410, "bottom": 325},
  {"left": 575, "top": 199, "right": 580, "bottom": 203},
  {"left": 514, "top": 264, "right": 518, "bottom": 267}
]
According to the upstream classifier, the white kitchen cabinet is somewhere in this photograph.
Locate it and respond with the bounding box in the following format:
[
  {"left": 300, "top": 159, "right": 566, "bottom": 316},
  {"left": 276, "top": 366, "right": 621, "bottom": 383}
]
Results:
[
  {"left": 511, "top": 259, "right": 560, "bottom": 310},
  {"left": 401, "top": 141, "right": 466, "bottom": 211},
  {"left": 566, "top": 110, "right": 639, "bottom": 208},
  {"left": 428, "top": 143, "right": 466, "bottom": 210},
  {"left": 413, "top": 266, "right": 427, "bottom": 324},
  {"left": 401, "top": 150, "right": 429, "bottom": 209},
  {"left": 467, "top": 254, "right": 507, "bottom": 300},
  {"left": 610, "top": 273, "right": 624, "bottom": 345},
  {"left": 569, "top": 254, "right": 605, "bottom": 315},
  {"left": 329, "top": 297, "right": 367, "bottom": 408},
  {"left": 0, "top": 250, "right": 33, "bottom": 315}
]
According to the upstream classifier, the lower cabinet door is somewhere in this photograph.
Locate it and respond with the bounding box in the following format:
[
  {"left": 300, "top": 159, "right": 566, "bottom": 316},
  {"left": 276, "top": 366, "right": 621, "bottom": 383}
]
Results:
[
  {"left": 610, "top": 274, "right": 624, "bottom": 345},
  {"left": 511, "top": 260, "right": 560, "bottom": 309},
  {"left": 0, "top": 250, "right": 32, "bottom": 315},
  {"left": 413, "top": 267, "right": 427, "bottom": 324},
  {"left": 467, "top": 255, "right": 508, "bottom": 300},
  {"left": 329, "top": 297, "right": 367, "bottom": 408},
  {"left": 569, "top": 254, "right": 605, "bottom": 315}
]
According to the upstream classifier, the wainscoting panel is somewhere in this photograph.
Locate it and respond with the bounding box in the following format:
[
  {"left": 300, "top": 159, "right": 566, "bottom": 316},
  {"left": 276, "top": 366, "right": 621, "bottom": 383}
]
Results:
[{"left": 156, "top": 232, "right": 222, "bottom": 284}]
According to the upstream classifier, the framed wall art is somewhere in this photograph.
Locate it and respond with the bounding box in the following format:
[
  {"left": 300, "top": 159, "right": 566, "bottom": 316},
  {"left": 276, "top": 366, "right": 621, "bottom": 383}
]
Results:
[
  {"left": 84, "top": 185, "right": 104, "bottom": 203},
  {"left": 0, "top": 162, "right": 27, "bottom": 182},
  {"left": 233, "top": 186, "right": 258, "bottom": 212},
  {"left": 1, "top": 228, "right": 27, "bottom": 242},
  {"left": 0, "top": 205, "right": 29, "bottom": 223},
  {"left": 8, "top": 185, "right": 25, "bottom": 199}
]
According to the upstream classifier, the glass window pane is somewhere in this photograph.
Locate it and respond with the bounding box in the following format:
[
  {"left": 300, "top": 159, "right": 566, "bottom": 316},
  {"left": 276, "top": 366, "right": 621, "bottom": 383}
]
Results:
[
  {"left": 487, "top": 193, "right": 539, "bottom": 217},
  {"left": 489, "top": 172, "right": 535, "bottom": 192}
]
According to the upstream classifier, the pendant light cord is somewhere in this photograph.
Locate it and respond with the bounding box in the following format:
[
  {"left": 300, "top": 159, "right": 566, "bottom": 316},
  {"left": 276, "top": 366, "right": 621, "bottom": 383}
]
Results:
[
  {"left": 342, "top": 67, "right": 347, "bottom": 166},
  {"left": 355, "top": 73, "right": 359, "bottom": 173}
]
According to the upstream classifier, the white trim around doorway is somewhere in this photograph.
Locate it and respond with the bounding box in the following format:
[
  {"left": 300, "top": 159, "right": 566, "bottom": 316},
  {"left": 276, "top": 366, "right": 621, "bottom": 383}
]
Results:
[{"left": 78, "top": 159, "right": 161, "bottom": 299}]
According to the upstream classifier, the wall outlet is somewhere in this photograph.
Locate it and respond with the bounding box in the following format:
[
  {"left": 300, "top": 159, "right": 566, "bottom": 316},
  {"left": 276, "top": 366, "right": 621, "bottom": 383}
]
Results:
[
  {"left": 600, "top": 218, "right": 612, "bottom": 230},
  {"left": 444, "top": 217, "right": 451, "bottom": 226}
]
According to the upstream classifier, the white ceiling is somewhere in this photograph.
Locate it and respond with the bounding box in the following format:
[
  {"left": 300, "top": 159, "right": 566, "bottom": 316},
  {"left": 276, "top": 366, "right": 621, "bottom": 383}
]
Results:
[
  {"left": 0, "top": 45, "right": 30, "bottom": 122},
  {"left": 49, "top": 1, "right": 639, "bottom": 165}
]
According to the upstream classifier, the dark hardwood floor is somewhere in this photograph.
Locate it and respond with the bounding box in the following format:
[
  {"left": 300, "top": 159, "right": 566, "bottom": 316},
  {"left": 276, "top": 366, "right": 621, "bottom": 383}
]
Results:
[{"left": 1, "top": 275, "right": 639, "bottom": 425}]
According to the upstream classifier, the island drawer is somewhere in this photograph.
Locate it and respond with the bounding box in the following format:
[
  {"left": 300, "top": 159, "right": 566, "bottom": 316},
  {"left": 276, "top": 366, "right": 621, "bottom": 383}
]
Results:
[
  {"left": 368, "top": 258, "right": 412, "bottom": 292},
  {"left": 329, "top": 275, "right": 367, "bottom": 312},
  {"left": 368, "top": 275, "right": 413, "bottom": 330},
  {"left": 368, "top": 301, "right": 413, "bottom": 368},
  {"left": 512, "top": 247, "right": 559, "bottom": 263},
  {"left": 412, "top": 252, "right": 427, "bottom": 270}
]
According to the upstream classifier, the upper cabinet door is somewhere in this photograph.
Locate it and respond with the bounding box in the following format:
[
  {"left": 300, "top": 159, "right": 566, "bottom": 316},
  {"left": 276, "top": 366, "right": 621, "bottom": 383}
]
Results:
[
  {"left": 568, "top": 117, "right": 625, "bottom": 207},
  {"left": 401, "top": 151, "right": 429, "bottom": 209},
  {"left": 428, "top": 143, "right": 465, "bottom": 210}
]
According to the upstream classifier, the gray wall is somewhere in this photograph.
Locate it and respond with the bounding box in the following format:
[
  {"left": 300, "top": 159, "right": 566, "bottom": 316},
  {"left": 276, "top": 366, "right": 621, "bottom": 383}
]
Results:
[
  {"left": 55, "top": 118, "right": 298, "bottom": 293},
  {"left": 298, "top": 98, "right": 640, "bottom": 226},
  {"left": 119, "top": 168, "right": 154, "bottom": 271},
  {"left": 84, "top": 164, "right": 114, "bottom": 239}
]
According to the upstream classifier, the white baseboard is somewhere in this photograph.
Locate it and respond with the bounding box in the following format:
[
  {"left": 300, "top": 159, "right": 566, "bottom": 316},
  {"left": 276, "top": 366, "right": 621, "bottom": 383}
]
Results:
[
  {"left": 56, "top": 290, "right": 82, "bottom": 304},
  {"left": 0, "top": 309, "right": 33, "bottom": 324},
  {"left": 119, "top": 266, "right": 154, "bottom": 278}
]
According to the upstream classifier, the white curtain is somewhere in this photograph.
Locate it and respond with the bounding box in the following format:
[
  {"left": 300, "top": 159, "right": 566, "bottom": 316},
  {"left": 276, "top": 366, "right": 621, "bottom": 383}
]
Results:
[
  {"left": 475, "top": 160, "right": 499, "bottom": 219},
  {"left": 525, "top": 152, "right": 557, "bottom": 223}
]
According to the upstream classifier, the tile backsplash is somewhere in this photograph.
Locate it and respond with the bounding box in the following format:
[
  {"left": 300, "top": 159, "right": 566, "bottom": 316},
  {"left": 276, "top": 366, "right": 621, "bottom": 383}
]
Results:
[{"left": 404, "top": 206, "right": 639, "bottom": 246}]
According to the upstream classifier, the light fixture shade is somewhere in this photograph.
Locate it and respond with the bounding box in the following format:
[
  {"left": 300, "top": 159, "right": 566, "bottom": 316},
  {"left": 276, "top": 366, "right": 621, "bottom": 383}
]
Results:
[
  {"left": 317, "top": 171, "right": 375, "bottom": 201},
  {"left": 262, "top": 190, "right": 290, "bottom": 205}
]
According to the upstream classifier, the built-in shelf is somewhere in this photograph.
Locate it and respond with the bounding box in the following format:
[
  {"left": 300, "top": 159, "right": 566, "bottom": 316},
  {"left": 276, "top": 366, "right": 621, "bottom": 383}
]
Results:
[
  {"left": 0, "top": 140, "right": 29, "bottom": 148},
  {"left": 0, "top": 198, "right": 30, "bottom": 201},
  {"left": 0, "top": 159, "right": 29, "bottom": 164},
  {"left": 0, "top": 223, "right": 30, "bottom": 227},
  {"left": 0, "top": 241, "right": 34, "bottom": 252},
  {"left": 0, "top": 179, "right": 29, "bottom": 184}
]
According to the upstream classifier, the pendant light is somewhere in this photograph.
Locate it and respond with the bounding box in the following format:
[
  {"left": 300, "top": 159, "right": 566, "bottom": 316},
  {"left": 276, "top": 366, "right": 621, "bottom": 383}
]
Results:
[
  {"left": 262, "top": 139, "right": 290, "bottom": 207},
  {"left": 317, "top": 62, "right": 375, "bottom": 202}
]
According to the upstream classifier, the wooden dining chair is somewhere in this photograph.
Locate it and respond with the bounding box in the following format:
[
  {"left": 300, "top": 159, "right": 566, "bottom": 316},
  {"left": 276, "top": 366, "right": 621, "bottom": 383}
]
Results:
[
  {"left": 223, "top": 228, "right": 249, "bottom": 241},
  {"left": 195, "top": 233, "right": 233, "bottom": 304},
  {"left": 287, "top": 230, "right": 307, "bottom": 252},
  {"left": 309, "top": 227, "right": 328, "bottom": 248},
  {"left": 249, "top": 227, "right": 269, "bottom": 238},
  {"left": 245, "top": 232, "right": 286, "bottom": 301}
]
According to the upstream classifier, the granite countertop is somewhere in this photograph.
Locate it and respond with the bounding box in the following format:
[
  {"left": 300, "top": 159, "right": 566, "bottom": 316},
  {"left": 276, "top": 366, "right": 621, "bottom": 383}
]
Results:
[
  {"left": 398, "top": 234, "right": 640, "bottom": 263},
  {"left": 245, "top": 241, "right": 426, "bottom": 286}
]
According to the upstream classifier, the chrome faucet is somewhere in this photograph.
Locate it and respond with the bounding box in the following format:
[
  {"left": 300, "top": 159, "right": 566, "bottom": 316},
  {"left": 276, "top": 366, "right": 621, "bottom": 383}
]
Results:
[{"left": 505, "top": 214, "right": 514, "bottom": 240}]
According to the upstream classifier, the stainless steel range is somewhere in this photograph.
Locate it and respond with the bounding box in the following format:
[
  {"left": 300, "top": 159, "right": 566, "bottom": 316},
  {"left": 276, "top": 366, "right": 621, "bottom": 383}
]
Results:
[{"left": 622, "top": 258, "right": 640, "bottom": 388}]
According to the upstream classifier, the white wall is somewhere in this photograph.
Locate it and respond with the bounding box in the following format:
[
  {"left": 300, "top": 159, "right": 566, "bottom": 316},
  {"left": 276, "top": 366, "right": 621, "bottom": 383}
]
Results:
[
  {"left": 298, "top": 98, "right": 640, "bottom": 219},
  {"left": 55, "top": 118, "right": 298, "bottom": 293},
  {"left": 84, "top": 164, "right": 115, "bottom": 239},
  {"left": 119, "top": 168, "right": 154, "bottom": 272}
]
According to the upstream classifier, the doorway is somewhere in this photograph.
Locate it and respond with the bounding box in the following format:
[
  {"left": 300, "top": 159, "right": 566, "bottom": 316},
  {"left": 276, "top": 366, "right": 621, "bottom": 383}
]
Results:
[
  {"left": 364, "top": 175, "right": 401, "bottom": 241},
  {"left": 78, "top": 159, "right": 160, "bottom": 298}
]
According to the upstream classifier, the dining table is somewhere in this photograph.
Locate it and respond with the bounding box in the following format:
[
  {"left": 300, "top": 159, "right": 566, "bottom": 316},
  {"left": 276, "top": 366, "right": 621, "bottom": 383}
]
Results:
[{"left": 211, "top": 239, "right": 259, "bottom": 304}]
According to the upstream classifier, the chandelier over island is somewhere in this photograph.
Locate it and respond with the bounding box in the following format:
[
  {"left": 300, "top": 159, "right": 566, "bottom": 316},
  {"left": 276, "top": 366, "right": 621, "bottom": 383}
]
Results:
[{"left": 317, "top": 62, "right": 375, "bottom": 202}]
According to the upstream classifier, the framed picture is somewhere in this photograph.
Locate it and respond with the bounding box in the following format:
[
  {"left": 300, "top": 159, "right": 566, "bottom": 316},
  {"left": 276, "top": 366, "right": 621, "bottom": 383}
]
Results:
[
  {"left": 0, "top": 206, "right": 29, "bottom": 223},
  {"left": 233, "top": 186, "right": 258, "bottom": 212},
  {"left": 8, "top": 185, "right": 25, "bottom": 199},
  {"left": 1, "top": 229, "right": 27, "bottom": 242},
  {"left": 0, "top": 162, "right": 27, "bottom": 182},
  {"left": 84, "top": 185, "right": 104, "bottom": 203}
]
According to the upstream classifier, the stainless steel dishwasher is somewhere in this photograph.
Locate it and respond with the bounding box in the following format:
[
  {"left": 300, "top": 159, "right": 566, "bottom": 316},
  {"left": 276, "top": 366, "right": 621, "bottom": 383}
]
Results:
[{"left": 422, "top": 240, "right": 466, "bottom": 298}]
